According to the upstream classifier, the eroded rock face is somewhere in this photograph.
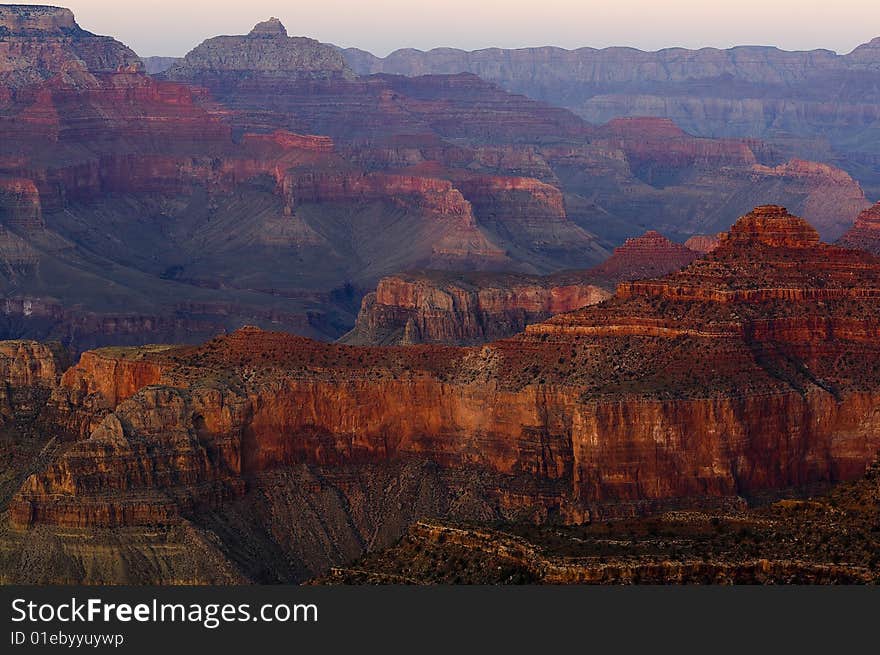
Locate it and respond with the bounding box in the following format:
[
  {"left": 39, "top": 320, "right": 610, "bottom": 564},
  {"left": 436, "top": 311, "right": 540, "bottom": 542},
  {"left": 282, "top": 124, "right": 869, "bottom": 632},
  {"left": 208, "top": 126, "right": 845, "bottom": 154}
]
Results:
[
  {"left": 10, "top": 208, "right": 880, "bottom": 546},
  {"left": 2, "top": 13, "right": 871, "bottom": 356},
  {"left": 342, "top": 271, "right": 611, "bottom": 346},
  {"left": 684, "top": 234, "right": 723, "bottom": 254},
  {"left": 588, "top": 230, "right": 699, "bottom": 285},
  {"left": 165, "top": 18, "right": 353, "bottom": 81},
  {"left": 838, "top": 202, "right": 880, "bottom": 255},
  {"left": 0, "top": 339, "right": 66, "bottom": 424},
  {"left": 0, "top": 339, "right": 64, "bottom": 387},
  {"left": 342, "top": 228, "right": 699, "bottom": 346},
  {"left": 343, "top": 40, "right": 880, "bottom": 198},
  {"left": 0, "top": 177, "right": 42, "bottom": 230},
  {"left": 0, "top": 5, "right": 142, "bottom": 88}
]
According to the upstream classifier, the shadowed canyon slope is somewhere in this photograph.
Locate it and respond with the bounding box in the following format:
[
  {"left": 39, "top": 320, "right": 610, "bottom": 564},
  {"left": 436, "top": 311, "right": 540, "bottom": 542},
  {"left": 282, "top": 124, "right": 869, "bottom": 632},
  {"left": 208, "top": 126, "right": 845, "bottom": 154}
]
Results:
[
  {"left": 2, "top": 206, "right": 880, "bottom": 583},
  {"left": 320, "top": 461, "right": 880, "bottom": 584}
]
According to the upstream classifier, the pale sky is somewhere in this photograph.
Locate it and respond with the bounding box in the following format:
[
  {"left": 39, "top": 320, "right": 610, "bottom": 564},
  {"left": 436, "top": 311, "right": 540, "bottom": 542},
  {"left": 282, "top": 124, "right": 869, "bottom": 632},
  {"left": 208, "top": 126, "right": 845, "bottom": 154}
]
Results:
[{"left": 17, "top": 0, "right": 880, "bottom": 57}]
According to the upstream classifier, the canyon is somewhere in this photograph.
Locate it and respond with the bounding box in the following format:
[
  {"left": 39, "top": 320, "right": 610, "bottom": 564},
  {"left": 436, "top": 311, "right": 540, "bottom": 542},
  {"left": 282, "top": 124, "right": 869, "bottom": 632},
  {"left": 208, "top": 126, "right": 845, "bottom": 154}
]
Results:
[
  {"left": 344, "top": 230, "right": 700, "bottom": 346},
  {"left": 2, "top": 206, "right": 880, "bottom": 583},
  {"left": 343, "top": 37, "right": 880, "bottom": 198},
  {"left": 2, "top": 6, "right": 880, "bottom": 586},
  {"left": 1, "top": 8, "right": 871, "bottom": 353}
]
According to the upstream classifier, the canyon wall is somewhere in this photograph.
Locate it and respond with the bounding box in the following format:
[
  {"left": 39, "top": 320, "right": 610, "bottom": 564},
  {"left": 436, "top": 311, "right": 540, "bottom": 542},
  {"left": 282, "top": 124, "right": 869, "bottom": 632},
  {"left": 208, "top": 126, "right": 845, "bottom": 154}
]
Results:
[
  {"left": 3, "top": 207, "right": 880, "bottom": 582},
  {"left": 0, "top": 4, "right": 143, "bottom": 88},
  {"left": 8, "top": 208, "right": 880, "bottom": 536},
  {"left": 342, "top": 272, "right": 611, "bottom": 346},
  {"left": 344, "top": 229, "right": 699, "bottom": 346},
  {"left": 838, "top": 201, "right": 880, "bottom": 255},
  {"left": 343, "top": 39, "right": 880, "bottom": 196}
]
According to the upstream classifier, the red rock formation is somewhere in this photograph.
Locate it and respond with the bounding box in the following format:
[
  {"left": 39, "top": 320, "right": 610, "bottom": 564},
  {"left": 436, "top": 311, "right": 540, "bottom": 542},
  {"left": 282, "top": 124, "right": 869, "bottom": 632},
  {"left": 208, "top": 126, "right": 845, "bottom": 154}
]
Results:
[
  {"left": 0, "top": 177, "right": 42, "bottom": 230},
  {"left": 0, "top": 12, "right": 872, "bottom": 355},
  {"left": 748, "top": 160, "right": 870, "bottom": 238},
  {"left": 588, "top": 230, "right": 699, "bottom": 284},
  {"left": 599, "top": 118, "right": 758, "bottom": 169},
  {"left": 581, "top": 121, "right": 870, "bottom": 240},
  {"left": 838, "top": 202, "right": 880, "bottom": 255},
  {"left": 0, "top": 339, "right": 67, "bottom": 425},
  {"left": 684, "top": 234, "right": 723, "bottom": 254},
  {"left": 342, "top": 230, "right": 725, "bottom": 347},
  {"left": 342, "top": 271, "right": 611, "bottom": 345},
  {"left": 12, "top": 207, "right": 880, "bottom": 535},
  {"left": 0, "top": 339, "right": 64, "bottom": 390}
]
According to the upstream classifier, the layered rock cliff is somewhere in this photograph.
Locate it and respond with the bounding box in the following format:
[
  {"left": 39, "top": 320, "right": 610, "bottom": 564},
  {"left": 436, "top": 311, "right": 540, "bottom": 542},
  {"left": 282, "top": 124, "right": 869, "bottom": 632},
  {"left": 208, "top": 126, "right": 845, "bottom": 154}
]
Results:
[
  {"left": 0, "top": 339, "right": 66, "bottom": 423},
  {"left": 0, "top": 12, "right": 872, "bottom": 350},
  {"left": 164, "top": 18, "right": 353, "bottom": 82},
  {"left": 684, "top": 234, "right": 723, "bottom": 254},
  {"left": 838, "top": 202, "right": 880, "bottom": 255},
  {"left": 0, "top": 4, "right": 142, "bottom": 88},
  {"left": 4, "top": 206, "right": 880, "bottom": 584},
  {"left": 159, "top": 22, "right": 868, "bottom": 242},
  {"left": 0, "top": 338, "right": 68, "bottom": 510},
  {"left": 342, "top": 39, "right": 880, "bottom": 197},
  {"left": 342, "top": 271, "right": 611, "bottom": 346},
  {"left": 588, "top": 230, "right": 699, "bottom": 285},
  {"left": 343, "top": 229, "right": 698, "bottom": 346}
]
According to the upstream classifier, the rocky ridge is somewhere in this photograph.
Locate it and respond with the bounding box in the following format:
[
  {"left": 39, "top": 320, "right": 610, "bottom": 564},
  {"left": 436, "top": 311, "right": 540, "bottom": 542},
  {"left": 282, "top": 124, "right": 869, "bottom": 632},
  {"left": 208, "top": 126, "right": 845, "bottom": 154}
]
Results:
[
  {"left": 342, "top": 38, "right": 880, "bottom": 197},
  {"left": 341, "top": 271, "right": 611, "bottom": 346},
  {"left": 343, "top": 229, "right": 700, "bottom": 346},
  {"left": 0, "top": 4, "right": 142, "bottom": 88},
  {"left": 2, "top": 206, "right": 880, "bottom": 583}
]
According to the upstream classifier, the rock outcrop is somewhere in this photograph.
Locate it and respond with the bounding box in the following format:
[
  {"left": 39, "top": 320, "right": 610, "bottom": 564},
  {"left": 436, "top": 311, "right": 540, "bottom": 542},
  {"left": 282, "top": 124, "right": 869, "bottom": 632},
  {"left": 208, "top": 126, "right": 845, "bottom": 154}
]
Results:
[
  {"left": 343, "top": 229, "right": 700, "bottom": 346},
  {"left": 588, "top": 230, "right": 699, "bottom": 285},
  {"left": 838, "top": 202, "right": 880, "bottom": 255},
  {"left": 342, "top": 271, "right": 611, "bottom": 346},
  {"left": 164, "top": 18, "right": 353, "bottom": 81},
  {"left": 0, "top": 4, "right": 142, "bottom": 88},
  {"left": 0, "top": 177, "right": 42, "bottom": 230},
  {"left": 0, "top": 12, "right": 871, "bottom": 353},
  {"left": 684, "top": 234, "right": 723, "bottom": 254},
  {"left": 7, "top": 208, "right": 880, "bottom": 575}
]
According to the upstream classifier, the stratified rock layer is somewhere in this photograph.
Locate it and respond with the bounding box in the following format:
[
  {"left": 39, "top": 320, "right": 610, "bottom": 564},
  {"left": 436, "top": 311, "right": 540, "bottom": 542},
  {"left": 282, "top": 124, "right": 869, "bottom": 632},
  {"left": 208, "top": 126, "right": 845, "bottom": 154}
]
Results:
[
  {"left": 8, "top": 207, "right": 880, "bottom": 541},
  {"left": 343, "top": 229, "right": 699, "bottom": 346},
  {"left": 588, "top": 230, "right": 699, "bottom": 285},
  {"left": 343, "top": 39, "right": 880, "bottom": 198},
  {"left": 0, "top": 4, "right": 142, "bottom": 88},
  {"left": 165, "top": 17, "right": 353, "bottom": 81},
  {"left": 342, "top": 271, "right": 611, "bottom": 346},
  {"left": 684, "top": 234, "right": 723, "bottom": 254},
  {"left": 838, "top": 202, "right": 880, "bottom": 255}
]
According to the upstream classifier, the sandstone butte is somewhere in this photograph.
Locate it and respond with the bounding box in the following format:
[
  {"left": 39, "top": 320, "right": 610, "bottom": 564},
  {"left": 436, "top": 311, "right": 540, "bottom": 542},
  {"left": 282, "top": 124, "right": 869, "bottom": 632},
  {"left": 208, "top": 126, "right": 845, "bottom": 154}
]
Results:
[
  {"left": 343, "top": 230, "right": 701, "bottom": 346},
  {"left": 3, "top": 205, "right": 880, "bottom": 557},
  {"left": 838, "top": 201, "right": 880, "bottom": 256}
]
